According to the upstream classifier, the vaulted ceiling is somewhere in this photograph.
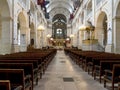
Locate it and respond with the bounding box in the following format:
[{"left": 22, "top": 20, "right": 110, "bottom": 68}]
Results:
[{"left": 46, "top": 0, "right": 75, "bottom": 23}]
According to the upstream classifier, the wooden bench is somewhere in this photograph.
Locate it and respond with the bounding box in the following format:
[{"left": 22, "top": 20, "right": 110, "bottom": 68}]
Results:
[
  {"left": 0, "top": 60, "right": 39, "bottom": 86},
  {"left": 87, "top": 56, "right": 120, "bottom": 76},
  {"left": 94, "top": 60, "right": 120, "bottom": 83},
  {"left": 0, "top": 69, "right": 29, "bottom": 90},
  {"left": 0, "top": 49, "right": 56, "bottom": 82},
  {"left": 0, "top": 80, "right": 11, "bottom": 90},
  {"left": 104, "top": 64, "right": 120, "bottom": 90},
  {"left": 0, "top": 58, "right": 43, "bottom": 79},
  {"left": 118, "top": 76, "right": 120, "bottom": 90},
  {"left": 0, "top": 52, "right": 50, "bottom": 76},
  {"left": 0, "top": 80, "right": 22, "bottom": 90},
  {"left": 0, "top": 63, "right": 34, "bottom": 90}
]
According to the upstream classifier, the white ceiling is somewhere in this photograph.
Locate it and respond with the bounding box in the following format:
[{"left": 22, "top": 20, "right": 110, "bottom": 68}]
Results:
[{"left": 46, "top": 0, "right": 75, "bottom": 23}]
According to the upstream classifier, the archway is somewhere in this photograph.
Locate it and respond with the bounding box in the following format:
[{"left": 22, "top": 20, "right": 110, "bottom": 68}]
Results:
[
  {"left": 30, "top": 23, "right": 35, "bottom": 47},
  {"left": 0, "top": 0, "right": 11, "bottom": 54},
  {"left": 96, "top": 12, "right": 108, "bottom": 47},
  {"left": 52, "top": 14, "right": 67, "bottom": 47},
  {"left": 17, "top": 12, "right": 27, "bottom": 51},
  {"left": 115, "top": 2, "right": 120, "bottom": 53}
]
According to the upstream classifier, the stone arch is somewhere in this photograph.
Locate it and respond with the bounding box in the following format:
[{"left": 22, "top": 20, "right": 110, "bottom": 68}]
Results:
[
  {"left": 52, "top": 14, "right": 67, "bottom": 39},
  {"left": 96, "top": 11, "right": 108, "bottom": 47},
  {"left": 0, "top": 0, "right": 11, "bottom": 54},
  {"left": 17, "top": 12, "right": 28, "bottom": 51},
  {"left": 114, "top": 1, "right": 120, "bottom": 53}
]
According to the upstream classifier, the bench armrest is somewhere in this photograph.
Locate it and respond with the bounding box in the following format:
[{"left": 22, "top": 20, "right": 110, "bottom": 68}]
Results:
[
  {"left": 104, "top": 69, "right": 112, "bottom": 74},
  {"left": 33, "top": 68, "right": 38, "bottom": 72},
  {"left": 88, "top": 62, "right": 93, "bottom": 65},
  {"left": 95, "top": 65, "right": 101, "bottom": 68},
  {"left": 24, "top": 75, "right": 31, "bottom": 80},
  {"left": 14, "top": 85, "right": 22, "bottom": 90},
  {"left": 11, "top": 85, "right": 22, "bottom": 90},
  {"left": 94, "top": 65, "right": 101, "bottom": 71}
]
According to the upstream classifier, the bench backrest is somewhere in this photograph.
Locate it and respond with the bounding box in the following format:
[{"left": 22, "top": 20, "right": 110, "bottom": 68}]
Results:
[
  {"left": 113, "top": 64, "right": 120, "bottom": 77},
  {"left": 0, "top": 69, "right": 24, "bottom": 90},
  {"left": 0, "top": 80, "right": 10, "bottom": 90}
]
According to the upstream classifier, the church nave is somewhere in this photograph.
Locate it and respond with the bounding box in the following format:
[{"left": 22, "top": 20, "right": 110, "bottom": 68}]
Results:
[{"left": 34, "top": 50, "right": 107, "bottom": 90}]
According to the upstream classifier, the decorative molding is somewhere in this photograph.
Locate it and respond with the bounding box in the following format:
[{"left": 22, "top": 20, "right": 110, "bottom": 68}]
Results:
[{"left": 1, "top": 16, "right": 13, "bottom": 21}]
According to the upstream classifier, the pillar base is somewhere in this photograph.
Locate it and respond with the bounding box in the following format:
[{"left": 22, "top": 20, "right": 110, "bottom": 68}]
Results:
[
  {"left": 105, "top": 44, "right": 112, "bottom": 53},
  {"left": 82, "top": 39, "right": 98, "bottom": 51},
  {"left": 11, "top": 44, "right": 20, "bottom": 53}
]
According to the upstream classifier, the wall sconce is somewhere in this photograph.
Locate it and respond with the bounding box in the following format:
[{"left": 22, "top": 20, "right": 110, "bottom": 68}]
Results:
[
  {"left": 79, "top": 21, "right": 95, "bottom": 31},
  {"left": 79, "top": 24, "right": 87, "bottom": 31},
  {"left": 47, "top": 34, "right": 51, "bottom": 38},
  {"left": 66, "top": 37, "right": 70, "bottom": 41},
  {"left": 37, "top": 25, "right": 45, "bottom": 31},
  {"left": 50, "top": 37, "right": 53, "bottom": 41},
  {"left": 70, "top": 34, "right": 74, "bottom": 38}
]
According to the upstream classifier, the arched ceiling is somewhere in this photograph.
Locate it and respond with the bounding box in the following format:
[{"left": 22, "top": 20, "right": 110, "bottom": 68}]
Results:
[
  {"left": 46, "top": 0, "right": 74, "bottom": 23},
  {"left": 49, "top": 7, "right": 70, "bottom": 21},
  {"left": 46, "top": 1, "right": 73, "bottom": 13}
]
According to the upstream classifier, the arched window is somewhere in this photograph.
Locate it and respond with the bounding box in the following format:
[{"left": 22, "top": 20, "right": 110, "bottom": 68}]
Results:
[{"left": 52, "top": 14, "right": 67, "bottom": 39}]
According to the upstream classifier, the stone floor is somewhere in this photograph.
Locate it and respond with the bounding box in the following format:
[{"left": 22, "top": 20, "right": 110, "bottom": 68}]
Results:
[{"left": 34, "top": 50, "right": 109, "bottom": 90}]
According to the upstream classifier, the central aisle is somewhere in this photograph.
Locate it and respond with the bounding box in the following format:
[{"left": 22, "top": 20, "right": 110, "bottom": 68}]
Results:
[{"left": 34, "top": 50, "right": 107, "bottom": 90}]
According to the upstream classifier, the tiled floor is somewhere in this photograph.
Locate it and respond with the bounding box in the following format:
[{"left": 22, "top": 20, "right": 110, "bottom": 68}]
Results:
[{"left": 34, "top": 50, "right": 108, "bottom": 90}]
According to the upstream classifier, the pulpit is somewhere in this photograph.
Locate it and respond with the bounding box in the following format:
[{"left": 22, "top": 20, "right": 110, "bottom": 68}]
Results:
[
  {"left": 79, "top": 21, "right": 99, "bottom": 51},
  {"left": 82, "top": 39, "right": 98, "bottom": 51}
]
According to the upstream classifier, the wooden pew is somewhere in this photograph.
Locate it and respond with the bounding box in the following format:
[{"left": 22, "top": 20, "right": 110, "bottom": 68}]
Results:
[
  {"left": 82, "top": 52, "right": 109, "bottom": 72},
  {"left": 0, "top": 80, "right": 11, "bottom": 90},
  {"left": 0, "top": 60, "right": 39, "bottom": 86},
  {"left": 118, "top": 76, "right": 120, "bottom": 90},
  {"left": 65, "top": 49, "right": 120, "bottom": 90},
  {"left": 0, "top": 57, "right": 43, "bottom": 79},
  {"left": 0, "top": 63, "right": 33, "bottom": 90},
  {"left": 0, "top": 69, "right": 28, "bottom": 90},
  {"left": 87, "top": 56, "right": 120, "bottom": 76},
  {"left": 94, "top": 60, "right": 120, "bottom": 83},
  {"left": 0, "top": 52, "right": 51, "bottom": 76},
  {"left": 0, "top": 49, "right": 56, "bottom": 81},
  {"left": 104, "top": 64, "right": 120, "bottom": 90}
]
